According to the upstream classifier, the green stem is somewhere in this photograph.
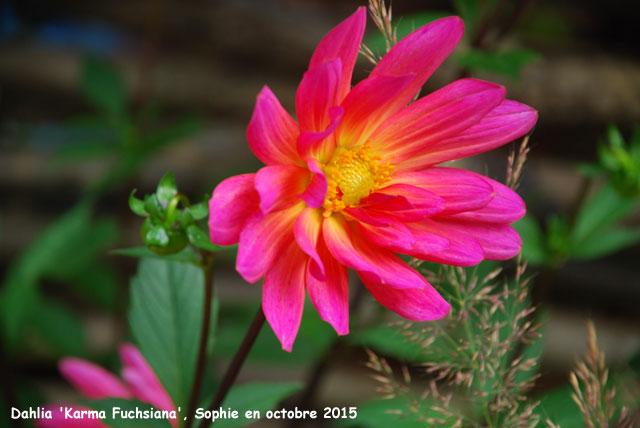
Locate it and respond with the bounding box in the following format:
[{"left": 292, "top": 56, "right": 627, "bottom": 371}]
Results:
[
  {"left": 184, "top": 251, "right": 215, "bottom": 428},
  {"left": 198, "top": 306, "right": 266, "bottom": 428}
]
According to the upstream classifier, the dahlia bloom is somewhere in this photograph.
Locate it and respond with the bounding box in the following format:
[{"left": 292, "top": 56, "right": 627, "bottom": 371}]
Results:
[
  {"left": 209, "top": 7, "right": 537, "bottom": 351},
  {"left": 37, "top": 344, "right": 176, "bottom": 428}
]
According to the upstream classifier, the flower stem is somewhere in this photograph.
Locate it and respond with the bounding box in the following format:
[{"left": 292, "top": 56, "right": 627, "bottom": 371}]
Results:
[
  {"left": 198, "top": 306, "right": 266, "bottom": 428},
  {"left": 184, "top": 252, "right": 215, "bottom": 428}
]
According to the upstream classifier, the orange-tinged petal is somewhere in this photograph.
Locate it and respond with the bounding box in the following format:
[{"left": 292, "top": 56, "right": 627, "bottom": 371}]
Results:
[{"left": 255, "top": 165, "right": 308, "bottom": 214}]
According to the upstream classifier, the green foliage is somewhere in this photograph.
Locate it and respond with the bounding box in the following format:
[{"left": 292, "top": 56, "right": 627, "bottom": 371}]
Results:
[
  {"left": 111, "top": 246, "right": 203, "bottom": 265},
  {"left": 215, "top": 382, "right": 302, "bottom": 428},
  {"left": 0, "top": 203, "right": 117, "bottom": 354},
  {"left": 129, "top": 258, "right": 210, "bottom": 411},
  {"left": 457, "top": 48, "right": 539, "bottom": 80},
  {"left": 535, "top": 386, "right": 584, "bottom": 428},
  {"left": 336, "top": 397, "right": 435, "bottom": 428},
  {"left": 81, "top": 57, "right": 126, "bottom": 118}
]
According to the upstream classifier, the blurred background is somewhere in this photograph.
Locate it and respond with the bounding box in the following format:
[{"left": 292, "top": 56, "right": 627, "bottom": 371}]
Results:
[{"left": 1, "top": 0, "right": 639, "bottom": 427}]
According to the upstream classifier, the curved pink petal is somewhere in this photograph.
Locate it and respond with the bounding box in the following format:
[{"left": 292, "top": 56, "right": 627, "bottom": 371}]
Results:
[
  {"left": 370, "top": 78, "right": 505, "bottom": 163},
  {"left": 296, "top": 59, "right": 342, "bottom": 132},
  {"left": 323, "top": 214, "right": 427, "bottom": 289},
  {"left": 369, "top": 16, "right": 464, "bottom": 115},
  {"left": 294, "top": 207, "right": 325, "bottom": 280},
  {"left": 247, "top": 86, "right": 301, "bottom": 166},
  {"left": 237, "top": 202, "right": 304, "bottom": 282},
  {"left": 435, "top": 220, "right": 522, "bottom": 260},
  {"left": 361, "top": 276, "right": 450, "bottom": 321},
  {"left": 255, "top": 165, "right": 308, "bottom": 214},
  {"left": 372, "top": 184, "right": 445, "bottom": 221},
  {"left": 209, "top": 174, "right": 260, "bottom": 245},
  {"left": 395, "top": 100, "right": 538, "bottom": 171},
  {"left": 307, "top": 239, "right": 349, "bottom": 335},
  {"left": 119, "top": 344, "right": 175, "bottom": 414},
  {"left": 297, "top": 106, "right": 343, "bottom": 163},
  {"left": 309, "top": 7, "right": 367, "bottom": 101},
  {"left": 390, "top": 167, "right": 494, "bottom": 215},
  {"left": 298, "top": 158, "right": 328, "bottom": 208},
  {"left": 59, "top": 358, "right": 131, "bottom": 400},
  {"left": 262, "top": 242, "right": 308, "bottom": 351},
  {"left": 406, "top": 219, "right": 484, "bottom": 266},
  {"left": 344, "top": 207, "right": 392, "bottom": 226},
  {"left": 337, "top": 74, "right": 414, "bottom": 147},
  {"left": 356, "top": 216, "right": 416, "bottom": 252},
  {"left": 36, "top": 405, "right": 110, "bottom": 428},
  {"left": 440, "top": 176, "right": 526, "bottom": 223}
]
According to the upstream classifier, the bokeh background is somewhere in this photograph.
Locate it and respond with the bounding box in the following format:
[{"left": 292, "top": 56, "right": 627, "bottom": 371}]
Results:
[{"left": 1, "top": 0, "right": 639, "bottom": 427}]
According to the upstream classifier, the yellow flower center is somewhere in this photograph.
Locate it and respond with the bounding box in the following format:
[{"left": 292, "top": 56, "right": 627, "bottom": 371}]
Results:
[{"left": 323, "top": 145, "right": 394, "bottom": 213}]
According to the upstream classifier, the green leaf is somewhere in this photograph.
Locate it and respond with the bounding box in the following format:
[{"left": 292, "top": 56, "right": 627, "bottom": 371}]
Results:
[
  {"left": 110, "top": 246, "right": 202, "bottom": 265},
  {"left": 457, "top": 48, "right": 539, "bottom": 80},
  {"left": 144, "top": 194, "right": 164, "bottom": 219},
  {"left": 571, "top": 183, "right": 638, "bottom": 246},
  {"left": 514, "top": 214, "right": 547, "bottom": 265},
  {"left": 129, "top": 190, "right": 147, "bottom": 216},
  {"left": 211, "top": 382, "right": 302, "bottom": 428},
  {"left": 129, "top": 259, "right": 205, "bottom": 410},
  {"left": 81, "top": 57, "right": 126, "bottom": 117},
  {"left": 142, "top": 116, "right": 201, "bottom": 155},
  {"left": 145, "top": 224, "right": 170, "bottom": 247},
  {"left": 335, "top": 397, "right": 443, "bottom": 428},
  {"left": 572, "top": 227, "right": 640, "bottom": 260},
  {"left": 535, "top": 386, "right": 583, "bottom": 428},
  {"left": 156, "top": 172, "right": 178, "bottom": 207},
  {"left": 186, "top": 224, "right": 220, "bottom": 252},
  {"left": 33, "top": 300, "right": 85, "bottom": 356},
  {"left": 88, "top": 399, "right": 172, "bottom": 428},
  {"left": 188, "top": 201, "right": 208, "bottom": 221}
]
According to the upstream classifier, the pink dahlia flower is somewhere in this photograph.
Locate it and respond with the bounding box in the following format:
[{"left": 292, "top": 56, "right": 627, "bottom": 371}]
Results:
[
  {"left": 37, "top": 344, "right": 176, "bottom": 428},
  {"left": 208, "top": 7, "right": 537, "bottom": 351}
]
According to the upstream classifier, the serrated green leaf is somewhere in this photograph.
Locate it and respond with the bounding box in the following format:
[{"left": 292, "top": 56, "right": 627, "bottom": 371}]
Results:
[
  {"left": 212, "top": 382, "right": 302, "bottom": 428},
  {"left": 145, "top": 224, "right": 169, "bottom": 247},
  {"left": 188, "top": 202, "right": 208, "bottom": 221},
  {"left": 88, "top": 399, "right": 172, "bottom": 428},
  {"left": 129, "top": 259, "right": 205, "bottom": 410},
  {"left": 81, "top": 57, "right": 126, "bottom": 117},
  {"left": 129, "top": 190, "right": 147, "bottom": 216},
  {"left": 572, "top": 227, "right": 640, "bottom": 260},
  {"left": 457, "top": 48, "right": 539, "bottom": 80},
  {"left": 110, "top": 246, "right": 202, "bottom": 265},
  {"left": 156, "top": 172, "right": 177, "bottom": 207},
  {"left": 186, "top": 225, "right": 219, "bottom": 252},
  {"left": 571, "top": 183, "right": 638, "bottom": 246},
  {"left": 514, "top": 214, "right": 547, "bottom": 265}
]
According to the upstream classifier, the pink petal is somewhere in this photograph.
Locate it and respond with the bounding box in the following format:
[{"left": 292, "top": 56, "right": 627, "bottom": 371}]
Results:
[
  {"left": 208, "top": 173, "right": 260, "bottom": 246},
  {"left": 294, "top": 207, "right": 325, "bottom": 280},
  {"left": 395, "top": 99, "right": 538, "bottom": 171},
  {"left": 309, "top": 7, "right": 367, "bottom": 101},
  {"left": 255, "top": 165, "right": 308, "bottom": 214},
  {"left": 119, "top": 344, "right": 175, "bottom": 414},
  {"left": 406, "top": 219, "right": 484, "bottom": 266},
  {"left": 435, "top": 220, "right": 522, "bottom": 260},
  {"left": 296, "top": 59, "right": 342, "bottom": 132},
  {"left": 298, "top": 158, "right": 328, "bottom": 208},
  {"left": 337, "top": 74, "right": 414, "bottom": 147},
  {"left": 441, "top": 176, "right": 526, "bottom": 223},
  {"left": 369, "top": 16, "right": 464, "bottom": 114},
  {"left": 262, "top": 242, "right": 308, "bottom": 351},
  {"left": 356, "top": 216, "right": 417, "bottom": 252},
  {"left": 306, "top": 239, "right": 349, "bottom": 335},
  {"left": 371, "top": 183, "right": 445, "bottom": 221},
  {"left": 247, "top": 86, "right": 301, "bottom": 166},
  {"left": 344, "top": 207, "right": 392, "bottom": 226},
  {"left": 390, "top": 167, "right": 494, "bottom": 215},
  {"left": 297, "top": 106, "right": 343, "bottom": 163},
  {"left": 370, "top": 79, "right": 505, "bottom": 164},
  {"left": 237, "top": 202, "right": 304, "bottom": 282},
  {"left": 361, "top": 276, "right": 450, "bottom": 321},
  {"left": 36, "top": 405, "right": 110, "bottom": 428},
  {"left": 59, "top": 358, "right": 131, "bottom": 400},
  {"left": 323, "top": 214, "right": 427, "bottom": 289}
]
